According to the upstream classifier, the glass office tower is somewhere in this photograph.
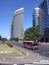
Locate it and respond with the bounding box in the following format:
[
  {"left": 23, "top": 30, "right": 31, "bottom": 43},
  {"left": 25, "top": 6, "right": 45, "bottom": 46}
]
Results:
[
  {"left": 39, "top": 0, "right": 49, "bottom": 41},
  {"left": 33, "top": 7, "right": 44, "bottom": 36},
  {"left": 33, "top": 7, "right": 39, "bottom": 27}
]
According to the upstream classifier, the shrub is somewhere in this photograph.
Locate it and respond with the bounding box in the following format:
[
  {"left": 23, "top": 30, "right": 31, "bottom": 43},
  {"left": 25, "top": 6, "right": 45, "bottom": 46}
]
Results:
[{"left": 6, "top": 43, "right": 13, "bottom": 47}]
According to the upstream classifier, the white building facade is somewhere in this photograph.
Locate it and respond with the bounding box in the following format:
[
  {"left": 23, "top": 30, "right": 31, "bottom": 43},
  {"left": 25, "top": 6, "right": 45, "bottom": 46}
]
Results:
[{"left": 11, "top": 8, "right": 24, "bottom": 39}]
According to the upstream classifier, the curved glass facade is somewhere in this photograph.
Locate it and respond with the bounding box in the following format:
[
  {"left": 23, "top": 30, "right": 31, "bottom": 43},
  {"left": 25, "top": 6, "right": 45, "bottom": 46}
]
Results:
[{"left": 11, "top": 8, "right": 24, "bottom": 39}]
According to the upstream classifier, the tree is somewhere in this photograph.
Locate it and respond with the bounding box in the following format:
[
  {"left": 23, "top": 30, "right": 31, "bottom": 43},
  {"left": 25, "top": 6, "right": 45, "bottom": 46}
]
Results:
[
  {"left": 13, "top": 38, "right": 19, "bottom": 41},
  {"left": 10, "top": 38, "right": 19, "bottom": 41},
  {"left": 0, "top": 35, "right": 2, "bottom": 40},
  {"left": 24, "top": 27, "right": 40, "bottom": 41},
  {"left": 2, "top": 38, "right": 7, "bottom": 41}
]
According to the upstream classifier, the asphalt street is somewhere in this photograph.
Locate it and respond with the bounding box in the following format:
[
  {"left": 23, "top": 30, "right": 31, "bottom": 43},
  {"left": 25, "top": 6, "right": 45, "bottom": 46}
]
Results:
[
  {"left": 32, "top": 43, "right": 49, "bottom": 60},
  {"left": 13, "top": 41, "right": 49, "bottom": 61}
]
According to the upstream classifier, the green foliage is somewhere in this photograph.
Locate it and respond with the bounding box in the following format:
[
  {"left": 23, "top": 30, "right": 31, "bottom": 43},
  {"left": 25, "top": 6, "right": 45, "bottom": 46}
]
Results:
[
  {"left": 24, "top": 27, "right": 40, "bottom": 41},
  {"left": 0, "top": 35, "right": 2, "bottom": 40},
  {"left": 0, "top": 35, "right": 7, "bottom": 41},
  {"left": 2, "top": 38, "right": 7, "bottom": 41},
  {"left": 10, "top": 38, "right": 19, "bottom": 41},
  {"left": 13, "top": 38, "right": 19, "bottom": 41}
]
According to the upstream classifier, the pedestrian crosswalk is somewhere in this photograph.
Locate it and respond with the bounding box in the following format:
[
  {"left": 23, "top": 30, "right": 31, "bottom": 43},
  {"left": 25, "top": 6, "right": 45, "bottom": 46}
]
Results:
[{"left": 25, "top": 64, "right": 33, "bottom": 65}]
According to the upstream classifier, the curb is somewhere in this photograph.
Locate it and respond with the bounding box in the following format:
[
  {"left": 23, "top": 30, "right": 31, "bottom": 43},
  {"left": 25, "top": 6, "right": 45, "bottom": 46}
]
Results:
[
  {"left": 0, "top": 63, "right": 49, "bottom": 65},
  {"left": 13, "top": 64, "right": 33, "bottom": 65}
]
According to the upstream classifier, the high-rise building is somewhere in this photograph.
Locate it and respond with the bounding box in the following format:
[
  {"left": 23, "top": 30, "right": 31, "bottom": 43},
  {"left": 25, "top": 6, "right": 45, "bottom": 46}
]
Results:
[
  {"left": 39, "top": 0, "right": 49, "bottom": 28},
  {"left": 33, "top": 7, "right": 40, "bottom": 27},
  {"left": 11, "top": 8, "right": 24, "bottom": 39},
  {"left": 39, "top": 0, "right": 49, "bottom": 41},
  {"left": 33, "top": 7, "right": 44, "bottom": 36}
]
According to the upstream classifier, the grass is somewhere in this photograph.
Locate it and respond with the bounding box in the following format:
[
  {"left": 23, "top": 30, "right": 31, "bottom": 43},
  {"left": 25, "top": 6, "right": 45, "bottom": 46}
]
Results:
[{"left": 0, "top": 44, "right": 24, "bottom": 56}]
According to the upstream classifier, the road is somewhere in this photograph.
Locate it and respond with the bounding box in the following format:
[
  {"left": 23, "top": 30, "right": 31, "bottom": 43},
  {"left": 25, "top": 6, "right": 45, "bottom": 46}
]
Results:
[
  {"left": 14, "top": 41, "right": 49, "bottom": 59},
  {"left": 13, "top": 41, "right": 49, "bottom": 63},
  {"left": 33, "top": 43, "right": 49, "bottom": 60}
]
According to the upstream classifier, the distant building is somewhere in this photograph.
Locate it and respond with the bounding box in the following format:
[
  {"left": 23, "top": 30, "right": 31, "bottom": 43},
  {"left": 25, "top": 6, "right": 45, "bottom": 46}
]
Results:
[
  {"left": 33, "top": 7, "right": 39, "bottom": 27},
  {"left": 39, "top": 0, "right": 49, "bottom": 28},
  {"left": 33, "top": 0, "right": 49, "bottom": 42},
  {"left": 39, "top": 0, "right": 49, "bottom": 41},
  {"left": 33, "top": 7, "right": 44, "bottom": 36},
  {"left": 11, "top": 8, "right": 24, "bottom": 40}
]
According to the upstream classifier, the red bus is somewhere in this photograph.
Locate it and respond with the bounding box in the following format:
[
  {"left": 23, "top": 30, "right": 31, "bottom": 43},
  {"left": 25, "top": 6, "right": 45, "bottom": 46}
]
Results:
[{"left": 23, "top": 41, "right": 39, "bottom": 49}]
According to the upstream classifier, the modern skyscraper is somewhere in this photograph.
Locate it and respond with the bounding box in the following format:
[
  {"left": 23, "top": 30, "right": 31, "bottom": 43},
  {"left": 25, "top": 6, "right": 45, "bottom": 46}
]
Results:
[
  {"left": 39, "top": 0, "right": 49, "bottom": 41},
  {"left": 33, "top": 7, "right": 40, "bottom": 27},
  {"left": 11, "top": 8, "right": 24, "bottom": 40},
  {"left": 39, "top": 0, "right": 49, "bottom": 28},
  {"left": 33, "top": 7, "right": 44, "bottom": 36}
]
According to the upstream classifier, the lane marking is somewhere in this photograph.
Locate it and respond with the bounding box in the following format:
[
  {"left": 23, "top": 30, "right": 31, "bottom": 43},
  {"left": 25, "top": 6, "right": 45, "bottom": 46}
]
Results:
[
  {"left": 33, "top": 60, "right": 49, "bottom": 64},
  {"left": 13, "top": 64, "right": 17, "bottom": 65},
  {"left": 25, "top": 64, "right": 33, "bottom": 65}
]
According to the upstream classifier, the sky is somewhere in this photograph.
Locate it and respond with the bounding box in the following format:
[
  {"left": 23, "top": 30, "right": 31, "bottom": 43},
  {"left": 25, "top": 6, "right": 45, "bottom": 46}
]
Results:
[{"left": 0, "top": 0, "right": 42, "bottom": 39}]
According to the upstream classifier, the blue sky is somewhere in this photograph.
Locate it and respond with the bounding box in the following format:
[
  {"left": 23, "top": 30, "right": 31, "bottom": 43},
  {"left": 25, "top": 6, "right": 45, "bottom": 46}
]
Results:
[{"left": 0, "top": 0, "right": 42, "bottom": 38}]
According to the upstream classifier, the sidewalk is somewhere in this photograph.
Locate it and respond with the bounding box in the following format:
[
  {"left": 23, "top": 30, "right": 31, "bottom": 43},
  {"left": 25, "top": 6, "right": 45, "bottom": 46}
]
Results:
[{"left": 39, "top": 42, "right": 49, "bottom": 45}]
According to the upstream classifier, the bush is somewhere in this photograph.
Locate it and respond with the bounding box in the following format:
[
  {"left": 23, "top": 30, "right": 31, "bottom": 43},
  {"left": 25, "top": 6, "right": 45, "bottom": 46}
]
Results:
[
  {"left": 10, "top": 38, "right": 19, "bottom": 41},
  {"left": 6, "top": 43, "right": 13, "bottom": 47},
  {"left": 13, "top": 38, "right": 19, "bottom": 41}
]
